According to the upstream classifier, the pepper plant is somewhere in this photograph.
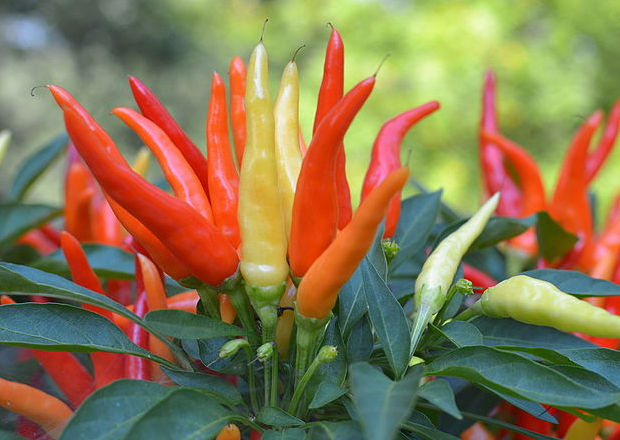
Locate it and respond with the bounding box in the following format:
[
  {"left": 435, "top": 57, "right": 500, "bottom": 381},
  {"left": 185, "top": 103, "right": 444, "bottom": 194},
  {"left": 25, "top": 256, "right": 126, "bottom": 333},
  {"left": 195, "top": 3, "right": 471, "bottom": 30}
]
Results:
[{"left": 2, "top": 23, "right": 620, "bottom": 440}]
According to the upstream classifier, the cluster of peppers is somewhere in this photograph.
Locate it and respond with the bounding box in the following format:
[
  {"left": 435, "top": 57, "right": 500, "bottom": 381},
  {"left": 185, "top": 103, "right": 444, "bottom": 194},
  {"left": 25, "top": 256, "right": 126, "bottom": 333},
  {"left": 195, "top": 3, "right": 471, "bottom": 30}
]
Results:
[{"left": 0, "top": 24, "right": 443, "bottom": 440}]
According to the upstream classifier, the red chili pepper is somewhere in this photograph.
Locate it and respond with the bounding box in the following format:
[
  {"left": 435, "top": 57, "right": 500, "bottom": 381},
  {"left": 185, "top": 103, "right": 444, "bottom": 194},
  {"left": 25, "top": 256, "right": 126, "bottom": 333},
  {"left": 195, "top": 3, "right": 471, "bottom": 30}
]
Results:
[
  {"left": 39, "top": 224, "right": 62, "bottom": 247},
  {"left": 479, "top": 70, "right": 522, "bottom": 217},
  {"left": 586, "top": 99, "right": 620, "bottom": 183},
  {"left": 550, "top": 110, "right": 602, "bottom": 246},
  {"left": 314, "top": 24, "right": 351, "bottom": 229},
  {"left": 229, "top": 56, "right": 246, "bottom": 167},
  {"left": 125, "top": 256, "right": 151, "bottom": 381},
  {"left": 16, "top": 229, "right": 57, "bottom": 255},
  {"left": 65, "top": 144, "right": 95, "bottom": 242},
  {"left": 512, "top": 407, "right": 553, "bottom": 440},
  {"left": 289, "top": 76, "right": 375, "bottom": 278},
  {"left": 207, "top": 72, "right": 240, "bottom": 248},
  {"left": 463, "top": 263, "right": 497, "bottom": 291},
  {"left": 555, "top": 410, "right": 578, "bottom": 438},
  {"left": 112, "top": 107, "right": 214, "bottom": 223},
  {"left": 361, "top": 102, "right": 440, "bottom": 238},
  {"left": 128, "top": 76, "right": 210, "bottom": 195},
  {"left": 90, "top": 194, "right": 123, "bottom": 246},
  {"left": 48, "top": 85, "right": 239, "bottom": 286}
]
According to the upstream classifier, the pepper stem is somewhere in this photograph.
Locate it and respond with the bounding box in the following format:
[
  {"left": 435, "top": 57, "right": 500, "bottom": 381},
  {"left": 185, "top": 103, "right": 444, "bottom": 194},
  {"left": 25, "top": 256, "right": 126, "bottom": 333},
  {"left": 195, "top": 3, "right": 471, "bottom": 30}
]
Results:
[
  {"left": 293, "top": 308, "right": 331, "bottom": 387},
  {"left": 229, "top": 282, "right": 260, "bottom": 346}
]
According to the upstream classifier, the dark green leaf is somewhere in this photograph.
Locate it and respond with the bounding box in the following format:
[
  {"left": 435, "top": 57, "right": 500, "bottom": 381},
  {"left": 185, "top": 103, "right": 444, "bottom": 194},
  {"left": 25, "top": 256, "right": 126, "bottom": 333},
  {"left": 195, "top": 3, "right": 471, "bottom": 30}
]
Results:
[
  {"left": 558, "top": 348, "right": 620, "bottom": 389},
  {"left": 144, "top": 309, "right": 246, "bottom": 339},
  {"left": 162, "top": 367, "right": 242, "bottom": 405},
  {"left": 521, "top": 269, "right": 620, "bottom": 297},
  {"left": 362, "top": 260, "right": 411, "bottom": 378},
  {"left": 257, "top": 407, "right": 304, "bottom": 427},
  {"left": 9, "top": 133, "right": 67, "bottom": 200},
  {"left": 418, "top": 379, "right": 461, "bottom": 419},
  {"left": 338, "top": 266, "right": 366, "bottom": 337},
  {"left": 480, "top": 384, "right": 558, "bottom": 423},
  {"left": 427, "top": 346, "right": 620, "bottom": 408},
  {"left": 0, "top": 430, "right": 26, "bottom": 440},
  {"left": 391, "top": 191, "right": 442, "bottom": 273},
  {"left": 306, "top": 421, "right": 362, "bottom": 440},
  {"left": 433, "top": 321, "right": 483, "bottom": 348},
  {"left": 0, "top": 204, "right": 62, "bottom": 247},
  {"left": 346, "top": 315, "right": 373, "bottom": 363},
  {"left": 315, "top": 318, "right": 347, "bottom": 387},
  {"left": 197, "top": 338, "right": 247, "bottom": 375},
  {"left": 33, "top": 244, "right": 135, "bottom": 279},
  {"left": 367, "top": 223, "right": 388, "bottom": 280},
  {"left": 262, "top": 429, "right": 306, "bottom": 440},
  {"left": 0, "top": 303, "right": 168, "bottom": 364},
  {"left": 0, "top": 244, "right": 41, "bottom": 265},
  {"left": 402, "top": 420, "right": 460, "bottom": 440},
  {"left": 536, "top": 211, "right": 578, "bottom": 261},
  {"left": 350, "top": 363, "right": 423, "bottom": 440},
  {"left": 309, "top": 381, "right": 347, "bottom": 409}
]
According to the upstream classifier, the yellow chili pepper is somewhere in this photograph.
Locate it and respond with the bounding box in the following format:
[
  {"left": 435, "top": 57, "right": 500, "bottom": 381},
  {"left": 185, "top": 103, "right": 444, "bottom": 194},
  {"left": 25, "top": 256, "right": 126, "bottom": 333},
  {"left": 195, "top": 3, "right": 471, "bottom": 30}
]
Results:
[
  {"left": 564, "top": 417, "right": 602, "bottom": 440},
  {"left": 274, "top": 57, "right": 303, "bottom": 240},
  {"left": 275, "top": 280, "right": 297, "bottom": 358},
  {"left": 131, "top": 147, "right": 151, "bottom": 177}
]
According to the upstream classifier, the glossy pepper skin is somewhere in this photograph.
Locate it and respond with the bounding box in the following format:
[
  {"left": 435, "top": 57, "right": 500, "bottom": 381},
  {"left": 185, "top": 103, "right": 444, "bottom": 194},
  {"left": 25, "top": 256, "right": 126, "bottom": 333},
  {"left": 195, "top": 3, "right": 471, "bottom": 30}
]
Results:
[
  {"left": 467, "top": 275, "right": 620, "bottom": 338},
  {"left": 206, "top": 72, "right": 240, "bottom": 248},
  {"left": 289, "top": 75, "right": 375, "bottom": 278},
  {"left": 128, "top": 76, "right": 210, "bottom": 195},
  {"left": 64, "top": 145, "right": 94, "bottom": 242},
  {"left": 216, "top": 424, "right": 241, "bottom": 440},
  {"left": 48, "top": 85, "right": 239, "bottom": 287},
  {"left": 274, "top": 58, "right": 303, "bottom": 240},
  {"left": 361, "top": 101, "right": 440, "bottom": 238},
  {"left": 125, "top": 287, "right": 150, "bottom": 381},
  {"left": 238, "top": 40, "right": 289, "bottom": 290},
  {"left": 314, "top": 24, "right": 352, "bottom": 229},
  {"left": 112, "top": 107, "right": 214, "bottom": 223},
  {"left": 229, "top": 57, "right": 247, "bottom": 167},
  {"left": 296, "top": 168, "right": 409, "bottom": 319}
]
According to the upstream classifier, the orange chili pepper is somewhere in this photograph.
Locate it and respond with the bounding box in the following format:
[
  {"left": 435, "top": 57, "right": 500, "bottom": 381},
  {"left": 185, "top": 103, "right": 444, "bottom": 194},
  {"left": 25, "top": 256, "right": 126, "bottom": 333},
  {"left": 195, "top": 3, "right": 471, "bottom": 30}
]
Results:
[
  {"left": 296, "top": 167, "right": 409, "bottom": 319},
  {"left": 91, "top": 193, "right": 123, "bottom": 246},
  {"left": 219, "top": 294, "right": 237, "bottom": 324},
  {"left": 229, "top": 56, "right": 247, "bottom": 167},
  {"left": 216, "top": 424, "right": 241, "bottom": 440},
  {"left": 64, "top": 144, "right": 95, "bottom": 242}
]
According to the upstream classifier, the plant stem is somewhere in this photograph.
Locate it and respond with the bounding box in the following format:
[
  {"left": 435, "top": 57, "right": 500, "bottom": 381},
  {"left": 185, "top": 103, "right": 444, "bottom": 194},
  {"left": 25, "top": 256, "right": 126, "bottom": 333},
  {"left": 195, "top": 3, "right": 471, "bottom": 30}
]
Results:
[
  {"left": 229, "top": 282, "right": 260, "bottom": 346},
  {"left": 270, "top": 348, "right": 279, "bottom": 407},
  {"left": 196, "top": 285, "right": 220, "bottom": 319},
  {"left": 259, "top": 308, "right": 277, "bottom": 407},
  {"left": 287, "top": 352, "right": 321, "bottom": 416},
  {"left": 240, "top": 343, "right": 259, "bottom": 414}
]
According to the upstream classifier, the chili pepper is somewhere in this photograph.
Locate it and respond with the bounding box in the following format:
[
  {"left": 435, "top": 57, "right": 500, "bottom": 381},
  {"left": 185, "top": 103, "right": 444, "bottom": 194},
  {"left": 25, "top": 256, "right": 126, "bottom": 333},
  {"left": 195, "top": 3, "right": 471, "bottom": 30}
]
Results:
[
  {"left": 274, "top": 55, "right": 303, "bottom": 240},
  {"left": 91, "top": 193, "right": 123, "bottom": 246},
  {"left": 219, "top": 294, "right": 237, "bottom": 324},
  {"left": 586, "top": 100, "right": 620, "bottom": 183},
  {"left": 125, "top": 258, "right": 150, "bottom": 381},
  {"left": 314, "top": 24, "right": 351, "bottom": 229},
  {"left": 128, "top": 76, "right": 210, "bottom": 195},
  {"left": 229, "top": 56, "right": 247, "bottom": 167},
  {"left": 216, "top": 424, "right": 241, "bottom": 440},
  {"left": 39, "top": 224, "right": 62, "bottom": 247},
  {"left": 275, "top": 281, "right": 296, "bottom": 358},
  {"left": 411, "top": 193, "right": 499, "bottom": 352},
  {"left": 1, "top": 296, "right": 95, "bottom": 408},
  {"left": 463, "top": 263, "right": 497, "bottom": 291},
  {"left": 65, "top": 144, "right": 95, "bottom": 242},
  {"left": 563, "top": 417, "right": 602, "bottom": 440},
  {"left": 250, "top": 431, "right": 262, "bottom": 440},
  {"left": 206, "top": 72, "right": 241, "bottom": 247},
  {"left": 550, "top": 111, "right": 602, "bottom": 244},
  {"left": 585, "top": 215, "right": 620, "bottom": 280},
  {"left": 60, "top": 231, "right": 126, "bottom": 388},
  {"left": 112, "top": 107, "right": 214, "bottom": 223},
  {"left": 479, "top": 70, "right": 522, "bottom": 217},
  {"left": 296, "top": 167, "right": 409, "bottom": 319},
  {"left": 48, "top": 85, "right": 239, "bottom": 287},
  {"left": 298, "top": 128, "right": 308, "bottom": 156},
  {"left": 463, "top": 275, "right": 620, "bottom": 337},
  {"left": 238, "top": 37, "right": 289, "bottom": 324},
  {"left": 460, "top": 422, "right": 494, "bottom": 440},
  {"left": 131, "top": 146, "right": 151, "bottom": 177},
  {"left": 555, "top": 410, "right": 578, "bottom": 438},
  {"left": 513, "top": 407, "right": 553, "bottom": 440},
  {"left": 16, "top": 229, "right": 58, "bottom": 255},
  {"left": 17, "top": 416, "right": 50, "bottom": 440},
  {"left": 0, "top": 377, "right": 73, "bottom": 439},
  {"left": 0, "top": 129, "right": 10, "bottom": 166},
  {"left": 480, "top": 131, "right": 545, "bottom": 216},
  {"left": 361, "top": 101, "right": 440, "bottom": 238},
  {"left": 289, "top": 75, "right": 376, "bottom": 278}
]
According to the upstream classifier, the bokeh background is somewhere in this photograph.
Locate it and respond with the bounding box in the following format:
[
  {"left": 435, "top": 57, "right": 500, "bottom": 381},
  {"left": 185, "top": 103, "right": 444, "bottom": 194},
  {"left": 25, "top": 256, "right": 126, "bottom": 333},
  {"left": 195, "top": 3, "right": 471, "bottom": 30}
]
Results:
[{"left": 1, "top": 0, "right": 620, "bottom": 222}]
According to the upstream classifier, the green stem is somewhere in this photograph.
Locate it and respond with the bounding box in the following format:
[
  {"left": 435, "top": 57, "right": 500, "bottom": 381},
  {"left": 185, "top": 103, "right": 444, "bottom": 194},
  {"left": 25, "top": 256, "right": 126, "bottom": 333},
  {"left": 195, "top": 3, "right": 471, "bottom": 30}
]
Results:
[
  {"left": 196, "top": 285, "right": 220, "bottom": 319},
  {"left": 453, "top": 301, "right": 482, "bottom": 322},
  {"left": 287, "top": 352, "right": 322, "bottom": 416},
  {"left": 259, "top": 308, "right": 277, "bottom": 407},
  {"left": 240, "top": 343, "right": 259, "bottom": 415},
  {"left": 229, "top": 282, "right": 260, "bottom": 346},
  {"left": 270, "top": 348, "right": 279, "bottom": 407}
]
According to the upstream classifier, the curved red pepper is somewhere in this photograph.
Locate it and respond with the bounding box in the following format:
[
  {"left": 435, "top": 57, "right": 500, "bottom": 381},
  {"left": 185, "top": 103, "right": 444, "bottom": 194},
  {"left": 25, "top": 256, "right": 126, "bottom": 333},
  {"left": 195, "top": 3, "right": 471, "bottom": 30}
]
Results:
[
  {"left": 585, "top": 99, "right": 620, "bottom": 183},
  {"left": 229, "top": 57, "right": 246, "bottom": 167},
  {"left": 128, "top": 76, "right": 210, "bottom": 196},
  {"left": 314, "top": 25, "right": 352, "bottom": 229},
  {"left": 91, "top": 194, "right": 123, "bottom": 246},
  {"left": 207, "top": 72, "right": 240, "bottom": 248},
  {"left": 125, "top": 256, "right": 150, "bottom": 381},
  {"left": 48, "top": 85, "right": 239, "bottom": 286},
  {"left": 479, "top": 70, "right": 522, "bottom": 217},
  {"left": 289, "top": 76, "right": 375, "bottom": 277},
  {"left": 513, "top": 408, "right": 553, "bottom": 440},
  {"left": 65, "top": 145, "right": 95, "bottom": 242},
  {"left": 361, "top": 101, "right": 440, "bottom": 237}
]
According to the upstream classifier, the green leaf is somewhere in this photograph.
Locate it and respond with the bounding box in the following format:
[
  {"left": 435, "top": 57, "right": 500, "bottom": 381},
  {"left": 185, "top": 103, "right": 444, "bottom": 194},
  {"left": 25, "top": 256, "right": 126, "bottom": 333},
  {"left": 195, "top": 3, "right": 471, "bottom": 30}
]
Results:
[
  {"left": 0, "top": 244, "right": 41, "bottom": 265},
  {"left": 0, "top": 204, "right": 62, "bottom": 247},
  {"left": 402, "top": 420, "right": 460, "bottom": 440},
  {"left": 521, "top": 269, "right": 620, "bottom": 297},
  {"left": 346, "top": 315, "right": 373, "bottom": 363},
  {"left": 418, "top": 379, "right": 462, "bottom": 419},
  {"left": 315, "top": 318, "right": 347, "bottom": 387},
  {"left": 433, "top": 321, "right": 483, "bottom": 348},
  {"left": 162, "top": 367, "right": 242, "bottom": 405},
  {"left": 306, "top": 421, "right": 362, "bottom": 440},
  {"left": 0, "top": 303, "right": 168, "bottom": 364},
  {"left": 309, "top": 381, "right": 347, "bottom": 409},
  {"left": 427, "top": 346, "right": 620, "bottom": 409},
  {"left": 0, "top": 430, "right": 26, "bottom": 440},
  {"left": 350, "top": 363, "right": 423, "bottom": 440},
  {"left": 480, "top": 384, "right": 558, "bottom": 423},
  {"left": 61, "top": 380, "right": 232, "bottom": 440},
  {"left": 366, "top": 223, "right": 388, "bottom": 280},
  {"left": 361, "top": 259, "right": 411, "bottom": 378},
  {"left": 558, "top": 348, "right": 620, "bottom": 389},
  {"left": 338, "top": 266, "right": 366, "bottom": 337},
  {"left": 262, "top": 429, "right": 306, "bottom": 440},
  {"left": 9, "top": 133, "right": 67, "bottom": 200},
  {"left": 33, "top": 244, "right": 135, "bottom": 280},
  {"left": 536, "top": 211, "right": 578, "bottom": 261},
  {"left": 257, "top": 407, "right": 304, "bottom": 427},
  {"left": 391, "top": 191, "right": 442, "bottom": 273},
  {"left": 144, "top": 309, "right": 245, "bottom": 339}
]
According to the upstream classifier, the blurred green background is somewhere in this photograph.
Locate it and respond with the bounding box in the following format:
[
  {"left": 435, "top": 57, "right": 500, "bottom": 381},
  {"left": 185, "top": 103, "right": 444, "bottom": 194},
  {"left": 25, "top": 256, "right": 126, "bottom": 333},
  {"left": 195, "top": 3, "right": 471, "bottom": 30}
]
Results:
[{"left": 1, "top": 0, "right": 620, "bottom": 223}]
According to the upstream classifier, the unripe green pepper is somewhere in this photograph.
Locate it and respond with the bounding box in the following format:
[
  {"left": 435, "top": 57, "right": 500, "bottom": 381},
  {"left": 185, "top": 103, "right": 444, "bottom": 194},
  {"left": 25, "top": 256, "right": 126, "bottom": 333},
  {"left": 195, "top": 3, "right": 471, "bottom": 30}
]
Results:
[{"left": 464, "top": 275, "right": 620, "bottom": 338}]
